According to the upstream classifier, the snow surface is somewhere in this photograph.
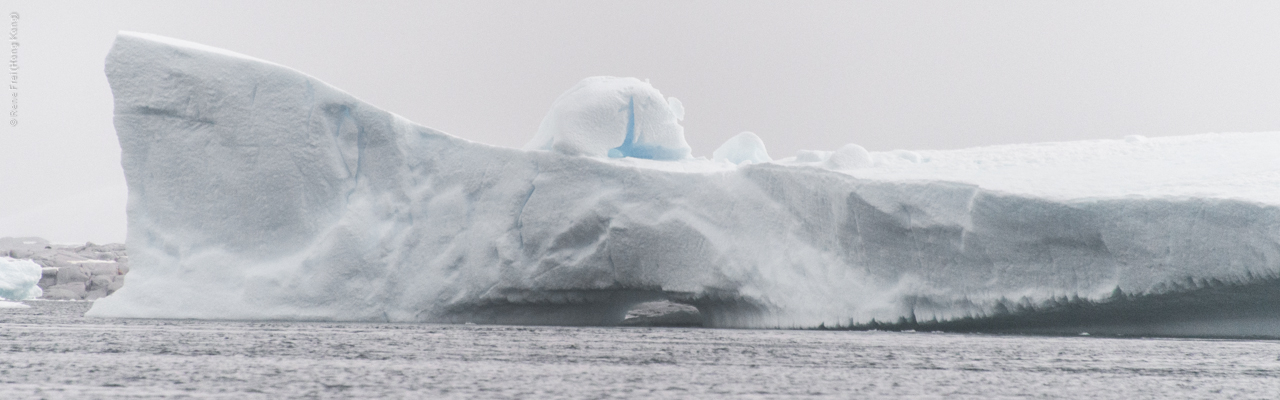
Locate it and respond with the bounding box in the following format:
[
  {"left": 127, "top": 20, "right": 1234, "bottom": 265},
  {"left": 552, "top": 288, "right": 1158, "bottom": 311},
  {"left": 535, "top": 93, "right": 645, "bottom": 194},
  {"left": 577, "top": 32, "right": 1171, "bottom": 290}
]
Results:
[
  {"left": 837, "top": 133, "right": 1280, "bottom": 203},
  {"left": 525, "top": 77, "right": 692, "bottom": 160},
  {"left": 0, "top": 257, "right": 43, "bottom": 300},
  {"left": 90, "top": 32, "right": 1280, "bottom": 328},
  {"left": 712, "top": 132, "right": 771, "bottom": 165},
  {"left": 824, "top": 143, "right": 873, "bottom": 170}
]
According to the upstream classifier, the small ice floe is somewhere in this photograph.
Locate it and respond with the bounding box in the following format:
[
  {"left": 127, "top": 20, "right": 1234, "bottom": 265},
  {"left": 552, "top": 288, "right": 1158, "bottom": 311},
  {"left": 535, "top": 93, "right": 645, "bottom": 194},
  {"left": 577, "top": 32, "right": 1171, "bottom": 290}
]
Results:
[{"left": 0, "top": 300, "right": 29, "bottom": 309}]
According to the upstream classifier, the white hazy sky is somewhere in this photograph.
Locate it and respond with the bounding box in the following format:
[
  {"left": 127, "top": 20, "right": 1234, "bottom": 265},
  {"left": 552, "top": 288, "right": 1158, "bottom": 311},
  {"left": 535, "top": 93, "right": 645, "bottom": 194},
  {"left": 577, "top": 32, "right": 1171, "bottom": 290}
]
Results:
[{"left": 2, "top": 1, "right": 1280, "bottom": 244}]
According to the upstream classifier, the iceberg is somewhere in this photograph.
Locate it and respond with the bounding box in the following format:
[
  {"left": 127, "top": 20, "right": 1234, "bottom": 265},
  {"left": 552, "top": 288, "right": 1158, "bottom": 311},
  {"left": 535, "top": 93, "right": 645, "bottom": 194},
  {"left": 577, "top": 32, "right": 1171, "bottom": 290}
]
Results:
[
  {"left": 89, "top": 32, "right": 1280, "bottom": 334},
  {"left": 0, "top": 257, "right": 43, "bottom": 300},
  {"left": 0, "top": 237, "right": 129, "bottom": 300}
]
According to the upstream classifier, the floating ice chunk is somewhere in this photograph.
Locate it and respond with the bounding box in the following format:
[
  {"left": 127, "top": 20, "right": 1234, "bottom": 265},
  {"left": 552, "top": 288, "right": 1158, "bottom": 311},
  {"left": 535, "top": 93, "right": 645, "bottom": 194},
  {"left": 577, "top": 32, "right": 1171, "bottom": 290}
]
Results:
[
  {"left": 0, "top": 257, "right": 43, "bottom": 300},
  {"left": 525, "top": 77, "right": 692, "bottom": 160},
  {"left": 0, "top": 300, "right": 29, "bottom": 308},
  {"left": 712, "top": 131, "right": 771, "bottom": 165},
  {"left": 825, "top": 143, "right": 873, "bottom": 170}
]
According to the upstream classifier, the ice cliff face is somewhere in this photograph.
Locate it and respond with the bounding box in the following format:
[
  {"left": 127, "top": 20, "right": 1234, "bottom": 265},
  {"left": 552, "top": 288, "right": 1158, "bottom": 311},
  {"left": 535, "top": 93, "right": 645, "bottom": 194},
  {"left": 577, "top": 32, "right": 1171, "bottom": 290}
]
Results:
[{"left": 89, "top": 32, "right": 1280, "bottom": 329}]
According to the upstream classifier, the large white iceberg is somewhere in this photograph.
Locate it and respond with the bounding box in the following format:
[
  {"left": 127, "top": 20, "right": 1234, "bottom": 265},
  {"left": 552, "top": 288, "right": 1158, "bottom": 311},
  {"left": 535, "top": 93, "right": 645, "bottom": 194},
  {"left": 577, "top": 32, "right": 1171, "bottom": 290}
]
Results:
[{"left": 89, "top": 32, "right": 1280, "bottom": 331}]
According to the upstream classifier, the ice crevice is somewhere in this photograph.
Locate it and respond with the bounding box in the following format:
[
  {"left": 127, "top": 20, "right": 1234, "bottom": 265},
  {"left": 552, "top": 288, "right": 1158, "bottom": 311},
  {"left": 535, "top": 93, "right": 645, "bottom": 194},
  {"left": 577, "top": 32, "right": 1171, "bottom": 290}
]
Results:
[
  {"left": 86, "top": 32, "right": 1280, "bottom": 335},
  {"left": 514, "top": 163, "right": 540, "bottom": 251}
]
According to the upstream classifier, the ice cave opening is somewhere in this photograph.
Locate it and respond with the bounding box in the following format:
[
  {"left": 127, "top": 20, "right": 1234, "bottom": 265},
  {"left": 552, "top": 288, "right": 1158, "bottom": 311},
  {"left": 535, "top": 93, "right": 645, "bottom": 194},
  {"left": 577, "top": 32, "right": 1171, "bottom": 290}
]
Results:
[{"left": 621, "top": 300, "right": 703, "bottom": 327}]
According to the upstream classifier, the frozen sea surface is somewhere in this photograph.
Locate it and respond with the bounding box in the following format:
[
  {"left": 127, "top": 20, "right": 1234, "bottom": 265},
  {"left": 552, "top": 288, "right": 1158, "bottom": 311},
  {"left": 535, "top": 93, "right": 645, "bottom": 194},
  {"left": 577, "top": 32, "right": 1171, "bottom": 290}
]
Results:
[{"left": 3, "top": 301, "right": 1280, "bottom": 399}]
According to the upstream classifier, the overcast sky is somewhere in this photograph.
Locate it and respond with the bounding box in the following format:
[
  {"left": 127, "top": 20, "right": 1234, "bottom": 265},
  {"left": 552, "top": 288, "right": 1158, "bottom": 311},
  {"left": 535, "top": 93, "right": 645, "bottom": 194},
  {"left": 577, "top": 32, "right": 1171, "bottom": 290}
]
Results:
[{"left": 3, "top": 1, "right": 1280, "bottom": 244}]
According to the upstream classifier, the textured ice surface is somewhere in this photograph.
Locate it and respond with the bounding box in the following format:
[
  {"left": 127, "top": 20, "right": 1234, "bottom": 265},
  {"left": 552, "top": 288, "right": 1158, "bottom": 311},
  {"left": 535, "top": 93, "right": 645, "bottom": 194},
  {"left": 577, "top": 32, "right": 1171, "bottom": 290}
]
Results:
[
  {"left": 524, "top": 76, "right": 691, "bottom": 160},
  {"left": 91, "top": 32, "right": 1280, "bottom": 330},
  {"left": 712, "top": 132, "right": 771, "bottom": 165},
  {"left": 0, "top": 257, "right": 42, "bottom": 300}
]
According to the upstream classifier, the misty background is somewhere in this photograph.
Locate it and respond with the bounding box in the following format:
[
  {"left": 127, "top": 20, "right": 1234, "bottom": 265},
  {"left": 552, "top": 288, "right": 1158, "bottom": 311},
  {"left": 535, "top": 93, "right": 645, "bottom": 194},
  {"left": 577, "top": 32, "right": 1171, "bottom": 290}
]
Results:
[{"left": 2, "top": 1, "right": 1279, "bottom": 243}]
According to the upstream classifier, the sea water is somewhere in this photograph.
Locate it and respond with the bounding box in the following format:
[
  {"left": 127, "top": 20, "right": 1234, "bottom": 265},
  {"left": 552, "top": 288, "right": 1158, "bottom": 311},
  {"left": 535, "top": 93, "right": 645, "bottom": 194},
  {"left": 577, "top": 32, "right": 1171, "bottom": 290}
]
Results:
[{"left": 3, "top": 301, "right": 1279, "bottom": 399}]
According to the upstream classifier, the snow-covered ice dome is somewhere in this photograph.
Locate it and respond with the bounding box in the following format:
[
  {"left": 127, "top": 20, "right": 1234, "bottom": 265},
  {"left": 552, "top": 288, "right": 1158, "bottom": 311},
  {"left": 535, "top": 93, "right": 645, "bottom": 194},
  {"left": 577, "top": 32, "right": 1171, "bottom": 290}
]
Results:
[
  {"left": 525, "top": 76, "right": 692, "bottom": 160},
  {"left": 712, "top": 132, "right": 771, "bottom": 165},
  {"left": 89, "top": 32, "right": 1280, "bottom": 332},
  {"left": 823, "top": 143, "right": 873, "bottom": 170}
]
